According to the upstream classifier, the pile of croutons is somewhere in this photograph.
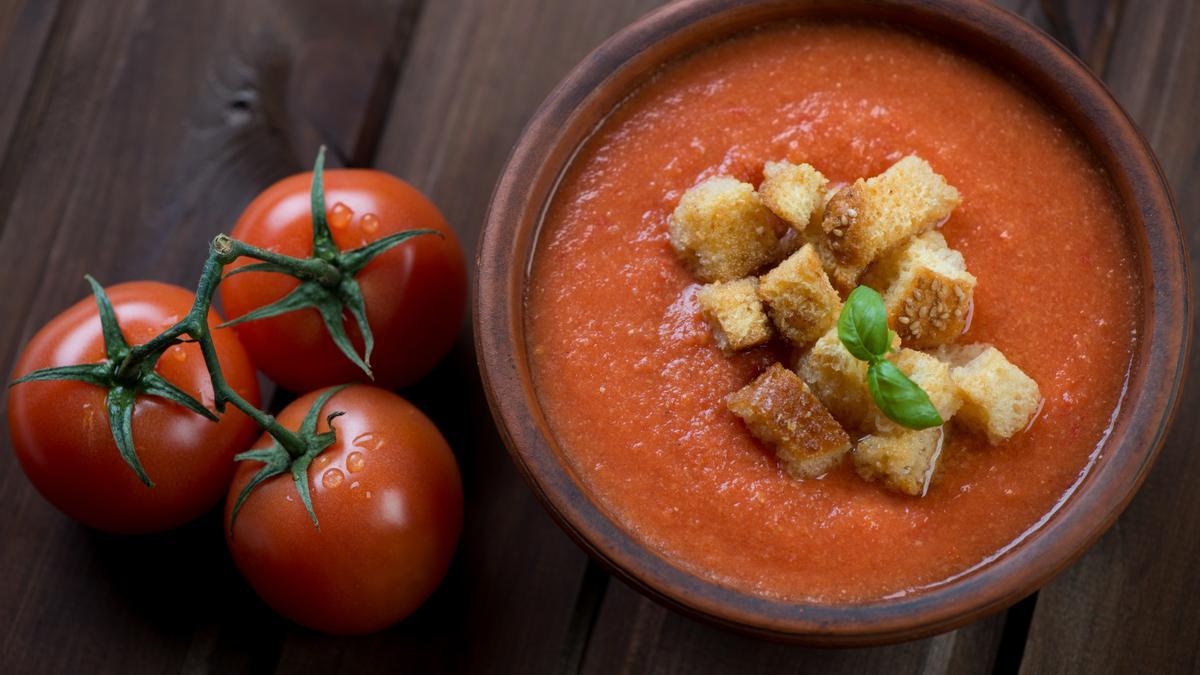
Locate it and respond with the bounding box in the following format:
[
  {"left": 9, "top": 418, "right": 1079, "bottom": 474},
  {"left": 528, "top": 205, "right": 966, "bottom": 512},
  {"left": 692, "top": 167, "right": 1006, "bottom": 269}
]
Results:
[{"left": 669, "top": 156, "right": 1042, "bottom": 497}]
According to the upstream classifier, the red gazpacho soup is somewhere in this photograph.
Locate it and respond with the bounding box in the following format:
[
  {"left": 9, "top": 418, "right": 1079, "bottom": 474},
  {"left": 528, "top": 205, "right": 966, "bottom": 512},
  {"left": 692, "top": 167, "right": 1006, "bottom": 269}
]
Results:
[{"left": 526, "top": 22, "right": 1138, "bottom": 601}]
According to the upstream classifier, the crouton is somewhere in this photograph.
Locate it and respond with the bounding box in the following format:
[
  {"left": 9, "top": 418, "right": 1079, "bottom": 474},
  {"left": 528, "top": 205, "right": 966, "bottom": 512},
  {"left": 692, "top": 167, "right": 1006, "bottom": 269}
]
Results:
[
  {"left": 669, "top": 177, "right": 779, "bottom": 282},
  {"left": 697, "top": 278, "right": 772, "bottom": 351},
  {"left": 854, "top": 428, "right": 945, "bottom": 496},
  {"left": 757, "top": 244, "right": 841, "bottom": 347},
  {"left": 819, "top": 155, "right": 961, "bottom": 285},
  {"left": 727, "top": 363, "right": 851, "bottom": 478},
  {"left": 942, "top": 344, "right": 1042, "bottom": 444},
  {"left": 868, "top": 349, "right": 962, "bottom": 434},
  {"left": 759, "top": 161, "right": 828, "bottom": 231},
  {"left": 796, "top": 326, "right": 897, "bottom": 430},
  {"left": 863, "top": 231, "right": 975, "bottom": 348},
  {"left": 813, "top": 238, "right": 862, "bottom": 296}
]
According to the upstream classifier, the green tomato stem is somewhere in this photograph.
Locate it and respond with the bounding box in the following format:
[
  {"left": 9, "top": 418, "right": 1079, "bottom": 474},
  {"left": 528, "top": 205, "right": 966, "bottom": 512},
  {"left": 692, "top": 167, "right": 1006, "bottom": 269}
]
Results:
[{"left": 116, "top": 236, "right": 318, "bottom": 460}]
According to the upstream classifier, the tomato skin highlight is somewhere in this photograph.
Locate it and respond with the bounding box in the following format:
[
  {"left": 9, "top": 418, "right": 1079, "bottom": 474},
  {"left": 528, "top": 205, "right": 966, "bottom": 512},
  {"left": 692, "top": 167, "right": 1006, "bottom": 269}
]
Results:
[
  {"left": 7, "top": 282, "right": 261, "bottom": 534},
  {"left": 225, "top": 385, "right": 462, "bottom": 634},
  {"left": 219, "top": 169, "right": 467, "bottom": 392}
]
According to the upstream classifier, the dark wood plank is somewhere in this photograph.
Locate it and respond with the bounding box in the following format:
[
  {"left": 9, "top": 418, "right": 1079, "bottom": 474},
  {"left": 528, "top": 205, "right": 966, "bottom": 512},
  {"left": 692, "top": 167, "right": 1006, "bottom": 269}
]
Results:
[
  {"left": 0, "top": 0, "right": 67, "bottom": 195},
  {"left": 1020, "top": 1, "right": 1200, "bottom": 672},
  {"left": 0, "top": 1, "right": 419, "bottom": 673},
  {"left": 582, "top": 580, "right": 1007, "bottom": 675},
  {"left": 269, "top": 1, "right": 670, "bottom": 672}
]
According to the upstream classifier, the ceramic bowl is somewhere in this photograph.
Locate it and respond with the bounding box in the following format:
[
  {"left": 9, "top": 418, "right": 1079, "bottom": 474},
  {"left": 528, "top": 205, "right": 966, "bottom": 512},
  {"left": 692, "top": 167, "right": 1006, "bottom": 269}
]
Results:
[{"left": 475, "top": 0, "right": 1189, "bottom": 645}]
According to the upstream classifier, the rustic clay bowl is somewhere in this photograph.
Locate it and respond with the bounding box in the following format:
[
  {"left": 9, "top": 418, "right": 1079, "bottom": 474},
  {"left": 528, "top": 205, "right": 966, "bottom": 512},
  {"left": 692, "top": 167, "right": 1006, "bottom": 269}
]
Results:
[{"left": 475, "top": 0, "right": 1189, "bottom": 645}]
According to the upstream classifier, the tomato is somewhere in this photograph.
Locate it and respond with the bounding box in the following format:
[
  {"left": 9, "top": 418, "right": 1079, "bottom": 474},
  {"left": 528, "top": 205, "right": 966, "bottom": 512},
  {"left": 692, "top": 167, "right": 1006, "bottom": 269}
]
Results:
[
  {"left": 225, "top": 385, "right": 462, "bottom": 634},
  {"left": 219, "top": 170, "right": 466, "bottom": 392},
  {"left": 7, "top": 282, "right": 261, "bottom": 534}
]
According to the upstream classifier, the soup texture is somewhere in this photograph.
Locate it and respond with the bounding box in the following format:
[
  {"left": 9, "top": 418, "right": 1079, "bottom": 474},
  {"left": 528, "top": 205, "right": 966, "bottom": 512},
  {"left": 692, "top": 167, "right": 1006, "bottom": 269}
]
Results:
[{"left": 526, "top": 22, "right": 1138, "bottom": 601}]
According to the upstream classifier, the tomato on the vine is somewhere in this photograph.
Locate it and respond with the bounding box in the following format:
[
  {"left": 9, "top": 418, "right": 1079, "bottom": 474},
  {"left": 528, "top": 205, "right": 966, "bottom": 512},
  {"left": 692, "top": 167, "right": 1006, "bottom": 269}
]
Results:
[
  {"left": 225, "top": 385, "right": 462, "bottom": 634},
  {"left": 7, "top": 281, "right": 261, "bottom": 534},
  {"left": 219, "top": 169, "right": 466, "bottom": 392}
]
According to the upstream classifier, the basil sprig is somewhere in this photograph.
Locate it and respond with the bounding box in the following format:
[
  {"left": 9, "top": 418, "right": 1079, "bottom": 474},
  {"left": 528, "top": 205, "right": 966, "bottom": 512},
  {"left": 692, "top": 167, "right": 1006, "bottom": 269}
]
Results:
[{"left": 838, "top": 287, "right": 943, "bottom": 430}]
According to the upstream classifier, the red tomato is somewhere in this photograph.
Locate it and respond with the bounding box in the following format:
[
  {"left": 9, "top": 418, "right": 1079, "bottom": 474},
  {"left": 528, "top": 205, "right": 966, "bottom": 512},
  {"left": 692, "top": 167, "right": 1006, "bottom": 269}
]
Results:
[
  {"left": 7, "top": 282, "right": 261, "bottom": 534},
  {"left": 219, "top": 170, "right": 466, "bottom": 392},
  {"left": 225, "top": 385, "right": 462, "bottom": 634}
]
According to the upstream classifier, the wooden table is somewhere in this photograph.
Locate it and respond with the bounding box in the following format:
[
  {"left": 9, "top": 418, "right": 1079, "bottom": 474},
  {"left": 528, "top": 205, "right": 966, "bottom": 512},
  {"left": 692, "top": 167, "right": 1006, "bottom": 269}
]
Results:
[{"left": 0, "top": 1, "right": 1194, "bottom": 672}]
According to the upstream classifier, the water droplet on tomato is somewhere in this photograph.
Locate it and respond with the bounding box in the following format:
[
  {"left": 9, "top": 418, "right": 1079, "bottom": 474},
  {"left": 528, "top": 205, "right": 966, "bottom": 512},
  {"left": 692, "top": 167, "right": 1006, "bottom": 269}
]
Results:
[
  {"left": 352, "top": 432, "right": 385, "bottom": 451},
  {"left": 364, "top": 490, "right": 373, "bottom": 499},
  {"left": 171, "top": 346, "right": 187, "bottom": 362},
  {"left": 315, "top": 454, "right": 331, "bottom": 468},
  {"left": 360, "top": 213, "right": 380, "bottom": 234},
  {"left": 349, "top": 481, "right": 360, "bottom": 490},
  {"left": 346, "top": 451, "right": 366, "bottom": 473},
  {"left": 322, "top": 468, "right": 345, "bottom": 489},
  {"left": 329, "top": 202, "right": 353, "bottom": 229}
]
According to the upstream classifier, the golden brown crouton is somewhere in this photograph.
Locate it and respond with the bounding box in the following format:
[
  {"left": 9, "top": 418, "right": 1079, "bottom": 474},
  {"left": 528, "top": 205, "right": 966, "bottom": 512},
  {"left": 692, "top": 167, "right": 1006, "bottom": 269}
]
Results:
[
  {"left": 819, "top": 156, "right": 961, "bottom": 286},
  {"left": 813, "top": 238, "right": 862, "bottom": 296},
  {"left": 796, "top": 327, "right": 890, "bottom": 430},
  {"left": 697, "top": 278, "right": 772, "bottom": 351},
  {"left": 757, "top": 244, "right": 842, "bottom": 348},
  {"left": 867, "top": 348, "right": 962, "bottom": 434},
  {"left": 758, "top": 161, "right": 828, "bottom": 231},
  {"left": 942, "top": 344, "right": 1042, "bottom": 445},
  {"left": 854, "top": 428, "right": 945, "bottom": 496},
  {"left": 863, "top": 231, "right": 975, "bottom": 349},
  {"left": 727, "top": 363, "right": 851, "bottom": 478},
  {"left": 669, "top": 177, "right": 779, "bottom": 282}
]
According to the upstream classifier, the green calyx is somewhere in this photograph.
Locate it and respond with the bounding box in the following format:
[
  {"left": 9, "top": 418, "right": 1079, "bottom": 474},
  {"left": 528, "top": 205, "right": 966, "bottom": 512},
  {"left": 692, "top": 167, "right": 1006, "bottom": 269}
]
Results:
[
  {"left": 837, "top": 286, "right": 943, "bottom": 431},
  {"left": 219, "top": 145, "right": 441, "bottom": 379},
  {"left": 10, "top": 276, "right": 217, "bottom": 487},
  {"left": 228, "top": 385, "right": 348, "bottom": 535}
]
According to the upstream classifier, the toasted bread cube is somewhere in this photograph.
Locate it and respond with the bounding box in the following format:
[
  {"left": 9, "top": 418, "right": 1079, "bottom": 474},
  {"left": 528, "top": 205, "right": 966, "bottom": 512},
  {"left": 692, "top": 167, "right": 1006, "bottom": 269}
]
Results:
[
  {"left": 819, "top": 155, "right": 961, "bottom": 283},
  {"left": 757, "top": 244, "right": 842, "bottom": 348},
  {"left": 863, "top": 231, "right": 975, "bottom": 348},
  {"left": 697, "top": 278, "right": 772, "bottom": 351},
  {"left": 728, "top": 363, "right": 851, "bottom": 478},
  {"left": 669, "top": 177, "right": 779, "bottom": 282},
  {"left": 813, "top": 239, "right": 861, "bottom": 296},
  {"left": 759, "top": 161, "right": 829, "bottom": 231},
  {"left": 854, "top": 428, "right": 945, "bottom": 496},
  {"left": 868, "top": 349, "right": 962, "bottom": 434},
  {"left": 943, "top": 344, "right": 1042, "bottom": 445},
  {"left": 796, "top": 327, "right": 872, "bottom": 429}
]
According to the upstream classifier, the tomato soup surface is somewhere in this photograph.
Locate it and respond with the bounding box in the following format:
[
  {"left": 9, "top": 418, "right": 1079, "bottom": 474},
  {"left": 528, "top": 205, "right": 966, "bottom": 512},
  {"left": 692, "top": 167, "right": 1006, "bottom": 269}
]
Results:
[{"left": 527, "top": 22, "right": 1138, "bottom": 601}]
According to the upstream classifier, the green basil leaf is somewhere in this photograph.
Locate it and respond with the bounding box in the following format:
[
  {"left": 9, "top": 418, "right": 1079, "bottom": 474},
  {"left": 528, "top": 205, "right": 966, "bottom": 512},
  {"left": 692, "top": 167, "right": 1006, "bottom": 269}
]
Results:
[
  {"left": 838, "top": 286, "right": 891, "bottom": 361},
  {"left": 867, "top": 360, "right": 944, "bottom": 430}
]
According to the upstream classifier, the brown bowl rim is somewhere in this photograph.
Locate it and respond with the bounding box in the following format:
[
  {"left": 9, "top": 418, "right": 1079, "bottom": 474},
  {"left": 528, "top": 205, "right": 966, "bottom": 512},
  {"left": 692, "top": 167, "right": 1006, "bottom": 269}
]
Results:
[{"left": 474, "top": 0, "right": 1190, "bottom": 645}]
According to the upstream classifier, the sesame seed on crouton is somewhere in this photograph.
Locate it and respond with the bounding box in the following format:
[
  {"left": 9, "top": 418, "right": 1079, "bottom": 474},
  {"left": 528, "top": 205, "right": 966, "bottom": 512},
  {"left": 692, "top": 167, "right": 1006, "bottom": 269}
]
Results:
[
  {"left": 854, "top": 428, "right": 945, "bottom": 496},
  {"left": 863, "top": 231, "right": 976, "bottom": 349},
  {"left": 819, "top": 155, "right": 961, "bottom": 286},
  {"left": 867, "top": 348, "right": 962, "bottom": 434},
  {"left": 697, "top": 278, "right": 772, "bottom": 351},
  {"left": 669, "top": 177, "right": 779, "bottom": 283},
  {"left": 941, "top": 344, "right": 1042, "bottom": 445},
  {"left": 727, "top": 363, "right": 851, "bottom": 479},
  {"left": 796, "top": 326, "right": 898, "bottom": 430},
  {"left": 759, "top": 161, "right": 828, "bottom": 232},
  {"left": 757, "top": 244, "right": 842, "bottom": 348}
]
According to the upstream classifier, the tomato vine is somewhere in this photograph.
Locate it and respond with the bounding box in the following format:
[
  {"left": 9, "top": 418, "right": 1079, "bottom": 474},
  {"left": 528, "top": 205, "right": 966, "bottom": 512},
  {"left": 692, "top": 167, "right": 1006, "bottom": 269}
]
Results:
[{"left": 9, "top": 147, "right": 438, "bottom": 529}]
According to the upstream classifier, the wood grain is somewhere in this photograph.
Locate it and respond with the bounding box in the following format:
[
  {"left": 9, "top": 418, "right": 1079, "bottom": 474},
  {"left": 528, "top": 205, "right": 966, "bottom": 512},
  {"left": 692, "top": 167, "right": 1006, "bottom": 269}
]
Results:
[
  {"left": 0, "top": 1, "right": 419, "bottom": 673},
  {"left": 1020, "top": 1, "right": 1200, "bottom": 673}
]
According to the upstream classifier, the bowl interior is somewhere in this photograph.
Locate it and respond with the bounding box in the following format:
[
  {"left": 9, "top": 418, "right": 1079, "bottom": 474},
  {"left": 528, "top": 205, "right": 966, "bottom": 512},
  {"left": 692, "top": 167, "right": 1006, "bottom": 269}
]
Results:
[{"left": 476, "top": 0, "right": 1187, "bottom": 645}]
